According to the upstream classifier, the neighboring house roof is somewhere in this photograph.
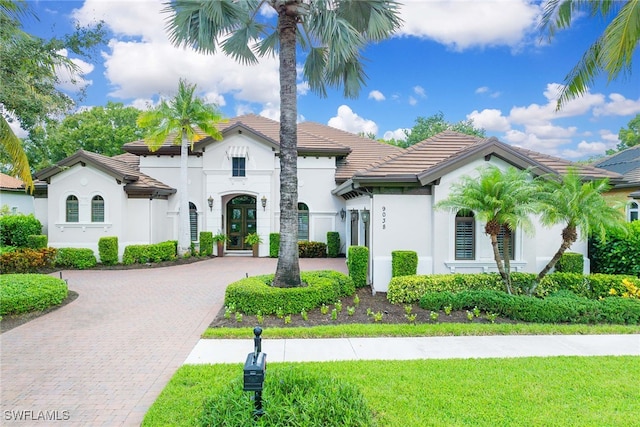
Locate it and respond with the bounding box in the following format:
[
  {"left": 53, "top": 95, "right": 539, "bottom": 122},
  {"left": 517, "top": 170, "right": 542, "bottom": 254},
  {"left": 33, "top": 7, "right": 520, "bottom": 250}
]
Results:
[
  {"left": 35, "top": 150, "right": 176, "bottom": 198},
  {"left": 593, "top": 145, "right": 640, "bottom": 188},
  {"left": 0, "top": 173, "right": 25, "bottom": 191}
]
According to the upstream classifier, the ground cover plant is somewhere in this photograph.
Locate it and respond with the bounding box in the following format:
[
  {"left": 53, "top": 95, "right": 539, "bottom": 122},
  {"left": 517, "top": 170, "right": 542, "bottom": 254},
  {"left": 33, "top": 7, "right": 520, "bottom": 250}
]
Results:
[{"left": 0, "top": 274, "right": 67, "bottom": 315}]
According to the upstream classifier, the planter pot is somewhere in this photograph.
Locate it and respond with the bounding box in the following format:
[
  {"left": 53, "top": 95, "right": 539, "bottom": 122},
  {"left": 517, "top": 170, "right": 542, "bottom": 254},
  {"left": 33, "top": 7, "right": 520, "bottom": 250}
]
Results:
[
  {"left": 252, "top": 244, "right": 259, "bottom": 257},
  {"left": 217, "top": 242, "right": 224, "bottom": 257}
]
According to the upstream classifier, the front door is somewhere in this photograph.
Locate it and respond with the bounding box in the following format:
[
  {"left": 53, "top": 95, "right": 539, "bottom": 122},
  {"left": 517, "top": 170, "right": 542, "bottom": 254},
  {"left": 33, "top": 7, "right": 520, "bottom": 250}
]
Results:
[{"left": 226, "top": 195, "right": 257, "bottom": 250}]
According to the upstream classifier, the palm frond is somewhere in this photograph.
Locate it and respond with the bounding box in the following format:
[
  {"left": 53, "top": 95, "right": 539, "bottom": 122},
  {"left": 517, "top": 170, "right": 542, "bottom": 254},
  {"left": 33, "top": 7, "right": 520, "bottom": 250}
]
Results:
[{"left": 0, "top": 115, "right": 33, "bottom": 192}]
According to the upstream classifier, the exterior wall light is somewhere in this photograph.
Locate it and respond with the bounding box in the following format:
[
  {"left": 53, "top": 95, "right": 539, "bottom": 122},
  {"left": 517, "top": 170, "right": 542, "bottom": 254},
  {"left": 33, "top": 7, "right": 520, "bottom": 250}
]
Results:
[
  {"left": 361, "top": 209, "right": 370, "bottom": 223},
  {"left": 208, "top": 195, "right": 214, "bottom": 211},
  {"left": 350, "top": 209, "right": 359, "bottom": 221},
  {"left": 261, "top": 195, "right": 267, "bottom": 211},
  {"left": 340, "top": 208, "right": 346, "bottom": 221}
]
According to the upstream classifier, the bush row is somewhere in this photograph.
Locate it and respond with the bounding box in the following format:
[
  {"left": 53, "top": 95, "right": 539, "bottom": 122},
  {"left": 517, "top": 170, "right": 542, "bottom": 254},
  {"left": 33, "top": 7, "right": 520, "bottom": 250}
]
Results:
[
  {"left": 122, "top": 240, "right": 177, "bottom": 265},
  {"left": 224, "top": 270, "right": 354, "bottom": 315},
  {"left": 55, "top": 248, "right": 97, "bottom": 269},
  {"left": 299, "top": 241, "right": 327, "bottom": 258},
  {"left": 0, "top": 248, "right": 57, "bottom": 273},
  {"left": 0, "top": 274, "right": 68, "bottom": 315},
  {"left": 419, "top": 289, "right": 640, "bottom": 324}
]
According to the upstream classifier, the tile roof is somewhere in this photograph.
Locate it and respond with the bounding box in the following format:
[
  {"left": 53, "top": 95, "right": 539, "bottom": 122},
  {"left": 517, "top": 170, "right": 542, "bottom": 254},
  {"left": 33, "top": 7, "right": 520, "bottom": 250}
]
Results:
[
  {"left": 593, "top": 145, "right": 640, "bottom": 185},
  {"left": 0, "top": 173, "right": 25, "bottom": 190}
]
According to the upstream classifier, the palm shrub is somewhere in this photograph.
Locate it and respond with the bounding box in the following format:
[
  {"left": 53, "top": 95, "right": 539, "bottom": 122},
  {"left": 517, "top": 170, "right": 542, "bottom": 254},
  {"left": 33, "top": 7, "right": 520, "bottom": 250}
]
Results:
[
  {"left": 347, "top": 246, "right": 369, "bottom": 288},
  {"left": 391, "top": 250, "right": 418, "bottom": 277},
  {"left": 98, "top": 236, "right": 118, "bottom": 265},
  {"left": 327, "top": 231, "right": 340, "bottom": 258}
]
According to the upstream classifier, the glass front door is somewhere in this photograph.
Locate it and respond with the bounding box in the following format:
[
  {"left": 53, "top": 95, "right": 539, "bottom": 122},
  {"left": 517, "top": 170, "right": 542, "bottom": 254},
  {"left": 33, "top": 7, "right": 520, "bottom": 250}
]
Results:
[{"left": 226, "top": 195, "right": 257, "bottom": 250}]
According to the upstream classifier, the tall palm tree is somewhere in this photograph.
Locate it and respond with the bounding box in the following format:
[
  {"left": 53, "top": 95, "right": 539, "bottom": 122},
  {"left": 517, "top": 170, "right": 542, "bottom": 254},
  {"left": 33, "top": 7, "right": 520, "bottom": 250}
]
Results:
[
  {"left": 164, "top": 0, "right": 402, "bottom": 287},
  {"left": 137, "top": 79, "right": 225, "bottom": 256},
  {"left": 540, "top": 0, "right": 640, "bottom": 110},
  {"left": 535, "top": 169, "right": 625, "bottom": 289},
  {"left": 436, "top": 166, "right": 540, "bottom": 294}
]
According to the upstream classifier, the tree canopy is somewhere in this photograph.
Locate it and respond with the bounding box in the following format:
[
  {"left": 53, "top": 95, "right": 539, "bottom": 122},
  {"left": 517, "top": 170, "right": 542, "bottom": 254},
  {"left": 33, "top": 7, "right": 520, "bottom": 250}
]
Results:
[
  {"left": 617, "top": 113, "right": 640, "bottom": 151},
  {"left": 394, "top": 112, "right": 485, "bottom": 148}
]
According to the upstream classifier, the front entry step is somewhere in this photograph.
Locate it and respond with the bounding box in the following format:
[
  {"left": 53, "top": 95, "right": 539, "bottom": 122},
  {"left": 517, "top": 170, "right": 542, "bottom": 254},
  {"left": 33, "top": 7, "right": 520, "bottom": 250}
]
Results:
[{"left": 224, "top": 251, "right": 252, "bottom": 257}]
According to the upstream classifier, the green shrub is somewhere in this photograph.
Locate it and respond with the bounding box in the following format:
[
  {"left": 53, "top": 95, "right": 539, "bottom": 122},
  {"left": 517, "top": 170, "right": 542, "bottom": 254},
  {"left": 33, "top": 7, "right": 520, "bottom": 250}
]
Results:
[
  {"left": 391, "top": 250, "right": 418, "bottom": 277},
  {"left": 299, "top": 241, "right": 327, "bottom": 258},
  {"left": 589, "top": 221, "right": 640, "bottom": 277},
  {"left": 55, "top": 248, "right": 97, "bottom": 269},
  {"left": 224, "top": 270, "right": 353, "bottom": 315},
  {"left": 387, "top": 273, "right": 507, "bottom": 304},
  {"left": 0, "top": 248, "right": 57, "bottom": 273},
  {"left": 0, "top": 274, "right": 68, "bottom": 315},
  {"left": 199, "top": 231, "right": 213, "bottom": 256},
  {"left": 98, "top": 236, "right": 118, "bottom": 265},
  {"left": 122, "top": 240, "right": 177, "bottom": 265},
  {"left": 26, "top": 234, "right": 47, "bottom": 249},
  {"left": 0, "top": 214, "right": 42, "bottom": 247},
  {"left": 347, "top": 246, "right": 368, "bottom": 288},
  {"left": 269, "top": 233, "right": 279, "bottom": 258},
  {"left": 555, "top": 252, "right": 584, "bottom": 273},
  {"left": 327, "top": 231, "right": 340, "bottom": 258}
]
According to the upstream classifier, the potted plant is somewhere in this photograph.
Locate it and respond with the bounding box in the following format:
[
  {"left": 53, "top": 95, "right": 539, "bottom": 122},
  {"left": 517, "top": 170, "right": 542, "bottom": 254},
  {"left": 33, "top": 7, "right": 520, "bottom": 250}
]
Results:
[
  {"left": 244, "top": 232, "right": 262, "bottom": 257},
  {"left": 212, "top": 232, "right": 228, "bottom": 257}
]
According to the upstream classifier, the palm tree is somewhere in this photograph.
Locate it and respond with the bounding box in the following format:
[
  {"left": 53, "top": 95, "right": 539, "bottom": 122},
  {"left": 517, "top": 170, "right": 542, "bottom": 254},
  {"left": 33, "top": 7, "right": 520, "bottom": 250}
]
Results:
[
  {"left": 534, "top": 169, "right": 625, "bottom": 290},
  {"left": 540, "top": 0, "right": 640, "bottom": 110},
  {"left": 163, "top": 0, "right": 402, "bottom": 287},
  {"left": 137, "top": 79, "right": 225, "bottom": 256},
  {"left": 436, "top": 166, "right": 540, "bottom": 294}
]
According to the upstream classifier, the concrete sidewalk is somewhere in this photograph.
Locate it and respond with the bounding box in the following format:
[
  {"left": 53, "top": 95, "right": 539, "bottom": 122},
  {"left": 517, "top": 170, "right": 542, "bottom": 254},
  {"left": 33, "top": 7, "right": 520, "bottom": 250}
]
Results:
[{"left": 185, "top": 334, "right": 640, "bottom": 364}]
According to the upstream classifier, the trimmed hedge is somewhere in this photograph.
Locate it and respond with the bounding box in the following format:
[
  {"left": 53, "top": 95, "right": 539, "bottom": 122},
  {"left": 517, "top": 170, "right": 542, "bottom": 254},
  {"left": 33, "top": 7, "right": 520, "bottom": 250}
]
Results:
[
  {"left": 55, "top": 248, "right": 97, "bottom": 269},
  {"left": 590, "top": 220, "right": 640, "bottom": 277},
  {"left": 199, "top": 231, "right": 213, "bottom": 256},
  {"left": 98, "top": 236, "right": 118, "bottom": 266},
  {"left": 122, "top": 240, "right": 177, "bottom": 265},
  {"left": 299, "top": 241, "right": 327, "bottom": 258},
  {"left": 347, "top": 246, "right": 368, "bottom": 288},
  {"left": 224, "top": 270, "right": 354, "bottom": 315},
  {"left": 26, "top": 234, "right": 47, "bottom": 249},
  {"left": 0, "top": 248, "right": 57, "bottom": 273},
  {"left": 555, "top": 252, "right": 584, "bottom": 273},
  {"left": 0, "top": 214, "right": 42, "bottom": 247},
  {"left": 269, "top": 233, "right": 279, "bottom": 258},
  {"left": 391, "top": 250, "right": 418, "bottom": 277},
  {"left": 327, "top": 231, "right": 340, "bottom": 258},
  {"left": 0, "top": 274, "right": 68, "bottom": 315}
]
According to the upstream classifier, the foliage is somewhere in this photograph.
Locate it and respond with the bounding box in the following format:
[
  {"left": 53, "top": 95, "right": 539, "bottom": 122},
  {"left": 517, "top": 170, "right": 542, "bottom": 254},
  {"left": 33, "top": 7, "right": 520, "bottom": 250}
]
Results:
[
  {"left": 0, "top": 213, "right": 42, "bottom": 247},
  {"left": 98, "top": 236, "right": 118, "bottom": 266},
  {"left": 609, "top": 278, "right": 640, "bottom": 300},
  {"left": 122, "top": 240, "right": 177, "bottom": 265},
  {"left": 0, "top": 247, "right": 56, "bottom": 273},
  {"left": 327, "top": 231, "right": 340, "bottom": 258},
  {"left": 347, "top": 246, "right": 369, "bottom": 288},
  {"left": 298, "top": 241, "right": 326, "bottom": 258},
  {"left": 269, "top": 233, "right": 279, "bottom": 258},
  {"left": 391, "top": 250, "right": 418, "bottom": 277},
  {"left": 615, "top": 113, "right": 640, "bottom": 152},
  {"left": 0, "top": 273, "right": 67, "bottom": 315},
  {"left": 589, "top": 220, "right": 640, "bottom": 277},
  {"left": 26, "top": 234, "right": 47, "bottom": 249},
  {"left": 243, "top": 232, "right": 262, "bottom": 246},
  {"left": 199, "top": 231, "right": 213, "bottom": 256},
  {"left": 555, "top": 252, "right": 584, "bottom": 273},
  {"left": 211, "top": 232, "right": 228, "bottom": 243},
  {"left": 399, "top": 111, "right": 485, "bottom": 147},
  {"left": 55, "top": 248, "right": 97, "bottom": 269},
  {"left": 224, "top": 270, "right": 354, "bottom": 315}
]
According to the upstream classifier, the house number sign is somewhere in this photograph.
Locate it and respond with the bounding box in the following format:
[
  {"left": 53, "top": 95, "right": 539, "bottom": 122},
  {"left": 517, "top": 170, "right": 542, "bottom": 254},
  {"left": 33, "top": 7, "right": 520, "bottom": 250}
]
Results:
[{"left": 382, "top": 206, "right": 386, "bottom": 230}]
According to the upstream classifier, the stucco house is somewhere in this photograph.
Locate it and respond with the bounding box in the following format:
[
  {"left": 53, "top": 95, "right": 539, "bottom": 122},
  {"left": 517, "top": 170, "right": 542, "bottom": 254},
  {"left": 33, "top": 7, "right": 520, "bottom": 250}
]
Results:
[
  {"left": 34, "top": 114, "right": 622, "bottom": 292},
  {"left": 592, "top": 145, "right": 640, "bottom": 222},
  {"left": 0, "top": 173, "right": 34, "bottom": 215}
]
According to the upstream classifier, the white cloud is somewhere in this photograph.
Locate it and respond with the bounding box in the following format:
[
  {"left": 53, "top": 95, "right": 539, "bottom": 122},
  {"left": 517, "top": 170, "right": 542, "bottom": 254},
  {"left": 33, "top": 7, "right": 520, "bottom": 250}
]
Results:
[
  {"left": 383, "top": 128, "right": 408, "bottom": 141},
  {"left": 475, "top": 86, "right": 489, "bottom": 94},
  {"left": 408, "top": 96, "right": 417, "bottom": 106},
  {"left": 467, "top": 109, "right": 510, "bottom": 132},
  {"left": 368, "top": 90, "right": 386, "bottom": 101},
  {"left": 593, "top": 93, "right": 640, "bottom": 116},
  {"left": 328, "top": 105, "right": 378, "bottom": 136},
  {"left": 413, "top": 86, "right": 426, "bottom": 98},
  {"left": 54, "top": 49, "right": 94, "bottom": 92},
  {"left": 561, "top": 140, "right": 609, "bottom": 159}
]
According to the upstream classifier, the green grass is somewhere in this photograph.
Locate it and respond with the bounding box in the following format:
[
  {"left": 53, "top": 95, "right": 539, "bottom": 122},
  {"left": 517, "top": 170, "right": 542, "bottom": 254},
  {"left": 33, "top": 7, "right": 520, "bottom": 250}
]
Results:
[
  {"left": 143, "top": 356, "right": 640, "bottom": 426},
  {"left": 203, "top": 323, "right": 640, "bottom": 339}
]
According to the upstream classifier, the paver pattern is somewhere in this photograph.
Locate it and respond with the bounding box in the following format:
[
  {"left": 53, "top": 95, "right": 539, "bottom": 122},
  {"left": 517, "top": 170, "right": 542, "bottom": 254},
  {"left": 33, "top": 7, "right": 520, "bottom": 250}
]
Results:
[{"left": 1, "top": 257, "right": 347, "bottom": 426}]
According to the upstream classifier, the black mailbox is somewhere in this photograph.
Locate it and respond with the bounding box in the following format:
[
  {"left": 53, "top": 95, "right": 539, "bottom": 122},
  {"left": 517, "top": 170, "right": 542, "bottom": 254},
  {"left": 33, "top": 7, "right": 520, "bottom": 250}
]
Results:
[{"left": 243, "top": 351, "right": 266, "bottom": 392}]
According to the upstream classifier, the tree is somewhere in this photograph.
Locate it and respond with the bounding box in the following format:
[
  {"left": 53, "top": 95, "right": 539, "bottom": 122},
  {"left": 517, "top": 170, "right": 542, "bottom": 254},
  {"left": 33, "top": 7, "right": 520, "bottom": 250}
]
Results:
[
  {"left": 436, "top": 166, "right": 539, "bottom": 294},
  {"left": 137, "top": 79, "right": 225, "bottom": 256},
  {"left": 617, "top": 113, "right": 640, "bottom": 151},
  {"left": 164, "top": 0, "right": 402, "bottom": 287},
  {"left": 534, "top": 169, "right": 625, "bottom": 289},
  {"left": 401, "top": 112, "right": 485, "bottom": 148},
  {"left": 540, "top": 0, "right": 640, "bottom": 110}
]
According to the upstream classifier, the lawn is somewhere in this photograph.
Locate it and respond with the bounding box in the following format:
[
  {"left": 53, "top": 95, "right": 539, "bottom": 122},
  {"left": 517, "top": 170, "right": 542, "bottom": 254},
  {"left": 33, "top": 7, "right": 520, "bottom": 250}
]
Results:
[{"left": 143, "top": 356, "right": 640, "bottom": 426}]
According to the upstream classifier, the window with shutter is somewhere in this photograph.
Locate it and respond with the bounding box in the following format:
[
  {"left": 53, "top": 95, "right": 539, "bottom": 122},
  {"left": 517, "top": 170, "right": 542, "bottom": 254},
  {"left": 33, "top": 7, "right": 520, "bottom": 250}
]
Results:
[
  {"left": 91, "top": 195, "right": 104, "bottom": 222},
  {"left": 66, "top": 195, "right": 79, "bottom": 222},
  {"left": 189, "top": 202, "right": 198, "bottom": 241},
  {"left": 298, "top": 202, "right": 309, "bottom": 241},
  {"left": 455, "top": 211, "right": 474, "bottom": 260},
  {"left": 497, "top": 225, "right": 515, "bottom": 260}
]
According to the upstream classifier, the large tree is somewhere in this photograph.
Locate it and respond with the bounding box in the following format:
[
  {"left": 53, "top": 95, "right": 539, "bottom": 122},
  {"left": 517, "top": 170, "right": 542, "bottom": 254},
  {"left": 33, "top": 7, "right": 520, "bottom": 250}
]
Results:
[
  {"left": 436, "top": 166, "right": 540, "bottom": 294},
  {"left": 399, "top": 112, "right": 485, "bottom": 148},
  {"left": 541, "top": 0, "right": 640, "bottom": 110},
  {"left": 617, "top": 113, "right": 640, "bottom": 151},
  {"left": 137, "top": 79, "right": 225, "bottom": 256},
  {"left": 164, "top": 0, "right": 402, "bottom": 287}
]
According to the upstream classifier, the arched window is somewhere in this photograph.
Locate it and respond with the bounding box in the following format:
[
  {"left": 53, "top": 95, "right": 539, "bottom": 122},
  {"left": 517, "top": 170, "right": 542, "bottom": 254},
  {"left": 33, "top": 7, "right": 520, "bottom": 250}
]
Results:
[
  {"left": 455, "top": 210, "right": 475, "bottom": 260},
  {"left": 628, "top": 201, "right": 639, "bottom": 222},
  {"left": 66, "top": 195, "right": 79, "bottom": 222},
  {"left": 189, "top": 202, "right": 198, "bottom": 241},
  {"left": 298, "top": 202, "right": 309, "bottom": 241},
  {"left": 91, "top": 195, "right": 104, "bottom": 222}
]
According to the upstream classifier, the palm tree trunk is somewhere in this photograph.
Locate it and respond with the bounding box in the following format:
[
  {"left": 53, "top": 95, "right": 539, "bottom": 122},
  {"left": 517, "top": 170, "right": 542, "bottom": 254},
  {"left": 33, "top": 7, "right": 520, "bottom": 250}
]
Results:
[
  {"left": 533, "top": 225, "right": 578, "bottom": 293},
  {"left": 490, "top": 233, "right": 511, "bottom": 294},
  {"left": 177, "top": 129, "right": 191, "bottom": 256},
  {"left": 273, "top": 11, "right": 301, "bottom": 288}
]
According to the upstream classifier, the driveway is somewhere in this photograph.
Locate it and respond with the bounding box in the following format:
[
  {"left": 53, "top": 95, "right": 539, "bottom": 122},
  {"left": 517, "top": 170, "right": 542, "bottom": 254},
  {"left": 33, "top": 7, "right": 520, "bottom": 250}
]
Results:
[{"left": 0, "top": 257, "right": 348, "bottom": 426}]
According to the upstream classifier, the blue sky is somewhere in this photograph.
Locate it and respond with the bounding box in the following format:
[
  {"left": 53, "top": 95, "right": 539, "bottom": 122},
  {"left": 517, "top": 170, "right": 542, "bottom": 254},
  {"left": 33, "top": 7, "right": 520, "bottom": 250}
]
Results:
[{"left": 22, "top": 0, "right": 640, "bottom": 160}]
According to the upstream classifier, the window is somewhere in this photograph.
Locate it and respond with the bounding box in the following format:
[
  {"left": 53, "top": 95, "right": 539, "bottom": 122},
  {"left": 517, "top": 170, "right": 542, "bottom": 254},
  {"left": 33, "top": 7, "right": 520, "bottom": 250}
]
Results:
[
  {"left": 66, "top": 195, "right": 79, "bottom": 222},
  {"left": 232, "top": 157, "right": 246, "bottom": 177},
  {"left": 497, "top": 225, "right": 515, "bottom": 260},
  {"left": 628, "top": 201, "right": 639, "bottom": 222},
  {"left": 298, "top": 202, "right": 309, "bottom": 241},
  {"left": 455, "top": 211, "right": 475, "bottom": 260},
  {"left": 91, "top": 195, "right": 104, "bottom": 222},
  {"left": 189, "top": 202, "right": 198, "bottom": 241}
]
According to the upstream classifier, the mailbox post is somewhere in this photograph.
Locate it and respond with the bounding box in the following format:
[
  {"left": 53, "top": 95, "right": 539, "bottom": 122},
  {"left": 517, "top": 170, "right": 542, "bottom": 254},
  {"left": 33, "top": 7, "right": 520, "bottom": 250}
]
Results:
[{"left": 243, "top": 327, "right": 266, "bottom": 418}]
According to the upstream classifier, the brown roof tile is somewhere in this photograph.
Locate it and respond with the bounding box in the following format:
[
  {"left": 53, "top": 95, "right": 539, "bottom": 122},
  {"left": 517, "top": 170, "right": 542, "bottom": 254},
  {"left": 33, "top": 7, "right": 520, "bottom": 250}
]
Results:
[{"left": 0, "top": 173, "right": 25, "bottom": 190}]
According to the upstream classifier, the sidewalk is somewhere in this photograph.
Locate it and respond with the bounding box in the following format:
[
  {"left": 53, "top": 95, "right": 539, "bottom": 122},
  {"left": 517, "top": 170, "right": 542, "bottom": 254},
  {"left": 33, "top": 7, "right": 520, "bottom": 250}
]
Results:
[{"left": 185, "top": 334, "right": 640, "bottom": 364}]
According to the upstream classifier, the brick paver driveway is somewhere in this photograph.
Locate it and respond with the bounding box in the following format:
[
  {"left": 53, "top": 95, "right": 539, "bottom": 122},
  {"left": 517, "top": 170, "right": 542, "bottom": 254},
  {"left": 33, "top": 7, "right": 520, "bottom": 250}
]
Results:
[{"left": 1, "top": 257, "right": 347, "bottom": 426}]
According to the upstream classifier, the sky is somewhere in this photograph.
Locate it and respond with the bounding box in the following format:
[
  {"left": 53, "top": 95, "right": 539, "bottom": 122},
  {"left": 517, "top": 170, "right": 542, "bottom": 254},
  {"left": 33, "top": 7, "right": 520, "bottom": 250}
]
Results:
[{"left": 20, "top": 0, "right": 640, "bottom": 160}]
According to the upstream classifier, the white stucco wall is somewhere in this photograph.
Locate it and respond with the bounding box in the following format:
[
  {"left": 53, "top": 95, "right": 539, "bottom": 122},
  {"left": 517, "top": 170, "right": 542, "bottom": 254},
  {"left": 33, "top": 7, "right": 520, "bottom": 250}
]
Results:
[{"left": 0, "top": 191, "right": 34, "bottom": 215}]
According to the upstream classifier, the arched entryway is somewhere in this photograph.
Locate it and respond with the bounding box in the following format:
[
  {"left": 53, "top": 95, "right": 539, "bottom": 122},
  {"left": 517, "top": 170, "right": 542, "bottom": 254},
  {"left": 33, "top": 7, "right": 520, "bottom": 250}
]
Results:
[{"left": 226, "top": 195, "right": 256, "bottom": 250}]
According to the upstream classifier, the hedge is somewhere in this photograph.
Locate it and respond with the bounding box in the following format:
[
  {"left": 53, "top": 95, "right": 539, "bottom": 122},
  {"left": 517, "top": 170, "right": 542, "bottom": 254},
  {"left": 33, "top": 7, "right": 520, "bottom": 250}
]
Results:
[
  {"left": 391, "top": 250, "right": 418, "bottom": 277},
  {"left": 0, "top": 214, "right": 42, "bottom": 247},
  {"left": 555, "top": 252, "right": 584, "bottom": 273},
  {"left": 327, "top": 232, "right": 340, "bottom": 258},
  {"left": 0, "top": 248, "right": 57, "bottom": 274},
  {"left": 0, "top": 274, "right": 68, "bottom": 315},
  {"left": 55, "top": 248, "right": 97, "bottom": 269},
  {"left": 200, "top": 231, "right": 213, "bottom": 256},
  {"left": 224, "top": 270, "right": 354, "bottom": 315},
  {"left": 347, "top": 246, "right": 368, "bottom": 288},
  {"left": 299, "top": 241, "right": 327, "bottom": 258},
  {"left": 98, "top": 237, "right": 118, "bottom": 266},
  {"left": 122, "top": 240, "right": 177, "bottom": 265},
  {"left": 26, "top": 235, "right": 47, "bottom": 249},
  {"left": 269, "top": 233, "right": 279, "bottom": 258},
  {"left": 590, "top": 220, "right": 640, "bottom": 277}
]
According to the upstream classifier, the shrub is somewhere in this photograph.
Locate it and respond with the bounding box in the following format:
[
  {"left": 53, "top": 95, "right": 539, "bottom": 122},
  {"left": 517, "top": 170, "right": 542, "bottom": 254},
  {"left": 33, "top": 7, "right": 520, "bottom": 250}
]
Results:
[
  {"left": 555, "top": 252, "right": 584, "bottom": 273},
  {"left": 269, "top": 233, "right": 279, "bottom": 258},
  {"left": 387, "top": 273, "right": 506, "bottom": 304},
  {"left": 55, "top": 248, "right": 97, "bottom": 269},
  {"left": 327, "top": 231, "right": 340, "bottom": 258},
  {"left": 199, "top": 231, "right": 213, "bottom": 256},
  {"left": 98, "top": 237, "right": 118, "bottom": 265},
  {"left": 347, "top": 246, "right": 368, "bottom": 288},
  {"left": 122, "top": 240, "right": 177, "bottom": 265},
  {"left": 391, "top": 250, "right": 418, "bottom": 277},
  {"left": 0, "top": 248, "right": 57, "bottom": 273},
  {"left": 0, "top": 274, "right": 68, "bottom": 315},
  {"left": 0, "top": 214, "right": 42, "bottom": 247},
  {"left": 589, "top": 221, "right": 640, "bottom": 277},
  {"left": 26, "top": 234, "right": 48, "bottom": 249},
  {"left": 299, "top": 241, "right": 326, "bottom": 258}
]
